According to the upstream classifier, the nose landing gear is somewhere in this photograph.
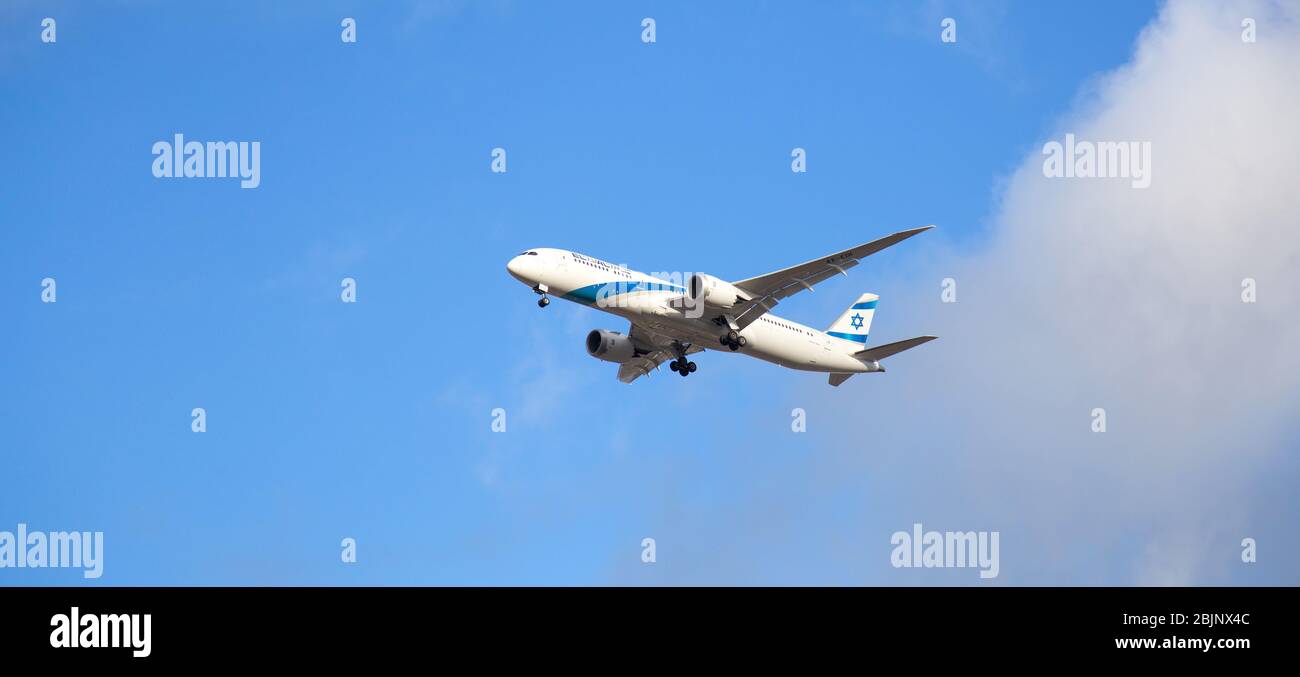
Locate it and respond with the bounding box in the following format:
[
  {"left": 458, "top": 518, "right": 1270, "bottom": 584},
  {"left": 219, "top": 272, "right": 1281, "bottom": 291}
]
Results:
[
  {"left": 533, "top": 284, "right": 550, "bottom": 308},
  {"left": 537, "top": 296, "right": 550, "bottom": 308}
]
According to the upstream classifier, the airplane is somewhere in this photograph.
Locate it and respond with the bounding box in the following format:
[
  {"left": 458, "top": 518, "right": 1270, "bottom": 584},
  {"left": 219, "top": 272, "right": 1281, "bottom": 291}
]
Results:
[{"left": 505, "top": 226, "right": 939, "bottom": 386}]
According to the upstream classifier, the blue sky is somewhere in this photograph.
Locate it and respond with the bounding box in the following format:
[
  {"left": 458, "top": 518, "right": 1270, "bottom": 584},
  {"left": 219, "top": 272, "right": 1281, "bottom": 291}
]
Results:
[{"left": 5, "top": 1, "right": 1296, "bottom": 585}]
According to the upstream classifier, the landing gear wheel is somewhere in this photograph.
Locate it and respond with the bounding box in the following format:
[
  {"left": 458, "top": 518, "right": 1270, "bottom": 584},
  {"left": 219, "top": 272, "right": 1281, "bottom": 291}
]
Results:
[
  {"left": 727, "top": 329, "right": 739, "bottom": 343},
  {"left": 537, "top": 296, "right": 550, "bottom": 308},
  {"left": 687, "top": 361, "right": 697, "bottom": 373},
  {"left": 720, "top": 334, "right": 731, "bottom": 347},
  {"left": 669, "top": 361, "right": 679, "bottom": 372},
  {"left": 679, "top": 366, "right": 690, "bottom": 377},
  {"left": 736, "top": 336, "right": 747, "bottom": 347}
]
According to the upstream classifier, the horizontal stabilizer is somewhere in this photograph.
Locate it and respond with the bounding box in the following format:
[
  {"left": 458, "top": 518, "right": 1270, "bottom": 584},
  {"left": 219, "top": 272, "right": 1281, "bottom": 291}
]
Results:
[
  {"left": 854, "top": 335, "right": 938, "bottom": 362},
  {"left": 828, "top": 373, "right": 854, "bottom": 387}
]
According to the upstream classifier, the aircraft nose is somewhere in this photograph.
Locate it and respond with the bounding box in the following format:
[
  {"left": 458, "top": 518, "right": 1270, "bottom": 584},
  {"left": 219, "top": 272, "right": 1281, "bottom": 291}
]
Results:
[{"left": 506, "top": 254, "right": 533, "bottom": 283}]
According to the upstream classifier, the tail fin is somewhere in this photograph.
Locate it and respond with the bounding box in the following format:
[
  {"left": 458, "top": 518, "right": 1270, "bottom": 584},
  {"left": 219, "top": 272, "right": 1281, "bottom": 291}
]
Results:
[{"left": 825, "top": 293, "right": 877, "bottom": 345}]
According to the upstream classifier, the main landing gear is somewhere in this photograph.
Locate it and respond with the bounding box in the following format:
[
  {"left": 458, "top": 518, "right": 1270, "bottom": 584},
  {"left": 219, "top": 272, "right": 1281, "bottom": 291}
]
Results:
[
  {"left": 719, "top": 330, "right": 747, "bottom": 351},
  {"left": 668, "top": 358, "right": 697, "bottom": 377},
  {"left": 668, "top": 340, "right": 697, "bottom": 378}
]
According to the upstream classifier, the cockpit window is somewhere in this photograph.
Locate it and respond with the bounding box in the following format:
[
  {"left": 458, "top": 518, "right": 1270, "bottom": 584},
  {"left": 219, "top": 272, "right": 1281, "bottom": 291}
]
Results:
[{"left": 518, "top": 251, "right": 539, "bottom": 256}]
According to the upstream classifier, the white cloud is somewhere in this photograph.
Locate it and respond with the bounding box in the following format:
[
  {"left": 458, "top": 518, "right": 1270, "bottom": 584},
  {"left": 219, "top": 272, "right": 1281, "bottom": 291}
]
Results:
[{"left": 837, "top": 0, "right": 1300, "bottom": 584}]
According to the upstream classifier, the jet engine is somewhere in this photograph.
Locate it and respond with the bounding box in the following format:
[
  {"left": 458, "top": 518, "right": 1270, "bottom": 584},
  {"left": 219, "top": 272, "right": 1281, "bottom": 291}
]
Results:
[
  {"left": 687, "top": 273, "right": 751, "bottom": 311},
  {"left": 586, "top": 329, "right": 636, "bottom": 363}
]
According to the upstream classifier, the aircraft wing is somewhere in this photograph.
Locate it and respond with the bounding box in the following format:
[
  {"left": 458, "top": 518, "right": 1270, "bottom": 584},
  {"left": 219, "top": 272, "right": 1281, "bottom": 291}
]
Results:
[
  {"left": 725, "top": 225, "right": 934, "bottom": 330},
  {"left": 617, "top": 323, "right": 704, "bottom": 383}
]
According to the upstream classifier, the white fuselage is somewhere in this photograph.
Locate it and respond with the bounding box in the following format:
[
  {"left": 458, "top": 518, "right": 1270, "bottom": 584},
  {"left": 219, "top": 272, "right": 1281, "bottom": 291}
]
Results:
[{"left": 507, "top": 248, "right": 873, "bottom": 374}]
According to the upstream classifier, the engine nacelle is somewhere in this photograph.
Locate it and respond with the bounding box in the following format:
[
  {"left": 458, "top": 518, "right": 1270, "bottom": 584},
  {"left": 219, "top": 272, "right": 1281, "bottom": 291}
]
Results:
[
  {"left": 687, "top": 273, "right": 751, "bottom": 311},
  {"left": 586, "top": 329, "right": 637, "bottom": 363}
]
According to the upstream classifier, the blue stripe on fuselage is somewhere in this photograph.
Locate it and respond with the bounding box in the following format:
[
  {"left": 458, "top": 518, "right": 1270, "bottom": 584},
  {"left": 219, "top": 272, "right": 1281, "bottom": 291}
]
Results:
[{"left": 563, "top": 280, "right": 685, "bottom": 304}]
